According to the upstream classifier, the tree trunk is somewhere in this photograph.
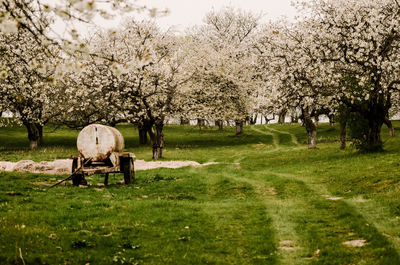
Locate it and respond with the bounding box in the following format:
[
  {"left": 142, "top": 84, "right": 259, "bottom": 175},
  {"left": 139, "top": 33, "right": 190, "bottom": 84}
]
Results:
[
  {"left": 340, "top": 121, "right": 346, "bottom": 150},
  {"left": 309, "top": 128, "right": 317, "bottom": 149},
  {"left": 384, "top": 116, "right": 395, "bottom": 137},
  {"left": 138, "top": 127, "right": 148, "bottom": 145},
  {"left": 264, "top": 115, "right": 273, "bottom": 124},
  {"left": 314, "top": 115, "right": 319, "bottom": 127},
  {"left": 235, "top": 120, "right": 243, "bottom": 135},
  {"left": 215, "top": 120, "right": 223, "bottom": 130},
  {"left": 30, "top": 139, "right": 38, "bottom": 150},
  {"left": 329, "top": 114, "right": 335, "bottom": 129},
  {"left": 36, "top": 123, "right": 43, "bottom": 145},
  {"left": 180, "top": 117, "right": 190, "bottom": 125},
  {"left": 356, "top": 99, "right": 385, "bottom": 152},
  {"left": 197, "top": 118, "right": 205, "bottom": 127},
  {"left": 250, "top": 114, "right": 258, "bottom": 125},
  {"left": 302, "top": 110, "right": 317, "bottom": 149},
  {"left": 245, "top": 116, "right": 250, "bottom": 125},
  {"left": 138, "top": 120, "right": 152, "bottom": 145},
  {"left": 291, "top": 115, "right": 299, "bottom": 123},
  {"left": 24, "top": 122, "right": 42, "bottom": 150},
  {"left": 251, "top": 114, "right": 258, "bottom": 125},
  {"left": 365, "top": 119, "right": 383, "bottom": 151},
  {"left": 278, "top": 110, "right": 287, "bottom": 124},
  {"left": 149, "top": 121, "right": 164, "bottom": 160}
]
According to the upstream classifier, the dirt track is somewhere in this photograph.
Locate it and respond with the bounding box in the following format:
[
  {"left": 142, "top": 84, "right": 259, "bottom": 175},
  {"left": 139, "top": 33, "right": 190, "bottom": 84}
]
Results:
[{"left": 0, "top": 159, "right": 217, "bottom": 175}]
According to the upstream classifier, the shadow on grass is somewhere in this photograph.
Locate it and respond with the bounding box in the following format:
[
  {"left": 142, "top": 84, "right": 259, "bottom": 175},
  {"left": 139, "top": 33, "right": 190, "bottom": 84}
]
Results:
[{"left": 0, "top": 123, "right": 279, "bottom": 151}]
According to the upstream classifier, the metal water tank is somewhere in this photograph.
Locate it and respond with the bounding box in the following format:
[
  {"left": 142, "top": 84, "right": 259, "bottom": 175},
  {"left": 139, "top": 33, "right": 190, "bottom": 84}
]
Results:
[{"left": 77, "top": 124, "right": 125, "bottom": 161}]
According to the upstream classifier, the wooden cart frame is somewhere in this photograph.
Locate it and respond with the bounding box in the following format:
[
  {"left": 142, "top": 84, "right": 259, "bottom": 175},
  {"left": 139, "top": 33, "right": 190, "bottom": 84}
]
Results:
[{"left": 71, "top": 152, "right": 135, "bottom": 186}]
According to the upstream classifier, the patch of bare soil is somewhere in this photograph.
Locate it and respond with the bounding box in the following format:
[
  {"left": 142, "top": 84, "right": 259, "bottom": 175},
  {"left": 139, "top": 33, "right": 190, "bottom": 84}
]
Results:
[
  {"left": 30, "top": 182, "right": 52, "bottom": 187},
  {"left": 134, "top": 160, "right": 217, "bottom": 170},
  {"left": 279, "top": 240, "right": 299, "bottom": 251},
  {"left": 327, "top": 197, "right": 343, "bottom": 201},
  {"left": 322, "top": 195, "right": 344, "bottom": 201},
  {"left": 0, "top": 159, "right": 218, "bottom": 175},
  {"left": 342, "top": 239, "right": 367, "bottom": 247},
  {"left": 0, "top": 160, "right": 71, "bottom": 175}
]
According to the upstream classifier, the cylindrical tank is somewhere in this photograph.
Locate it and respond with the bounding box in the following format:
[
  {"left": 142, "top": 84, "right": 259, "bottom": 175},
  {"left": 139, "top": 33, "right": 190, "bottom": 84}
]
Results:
[{"left": 77, "top": 124, "right": 125, "bottom": 161}]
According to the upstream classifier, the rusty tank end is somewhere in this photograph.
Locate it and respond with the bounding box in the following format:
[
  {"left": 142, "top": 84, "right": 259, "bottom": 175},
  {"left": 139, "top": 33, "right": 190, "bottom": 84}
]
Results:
[{"left": 77, "top": 124, "right": 125, "bottom": 162}]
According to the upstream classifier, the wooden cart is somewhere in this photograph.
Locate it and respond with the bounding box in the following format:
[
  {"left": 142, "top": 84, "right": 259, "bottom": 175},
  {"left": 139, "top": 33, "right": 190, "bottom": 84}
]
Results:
[{"left": 71, "top": 152, "right": 135, "bottom": 186}]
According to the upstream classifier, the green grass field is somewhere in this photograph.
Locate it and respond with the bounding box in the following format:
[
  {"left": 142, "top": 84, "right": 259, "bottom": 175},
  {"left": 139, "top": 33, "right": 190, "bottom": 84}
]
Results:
[{"left": 1, "top": 122, "right": 400, "bottom": 264}]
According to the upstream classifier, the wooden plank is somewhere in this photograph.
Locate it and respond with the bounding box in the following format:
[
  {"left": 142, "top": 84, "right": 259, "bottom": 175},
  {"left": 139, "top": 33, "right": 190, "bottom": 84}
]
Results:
[{"left": 77, "top": 166, "right": 121, "bottom": 175}]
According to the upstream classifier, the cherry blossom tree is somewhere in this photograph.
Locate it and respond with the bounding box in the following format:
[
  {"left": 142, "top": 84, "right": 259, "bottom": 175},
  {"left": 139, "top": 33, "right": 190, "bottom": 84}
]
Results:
[
  {"left": 0, "top": 1, "right": 166, "bottom": 95},
  {"left": 181, "top": 7, "right": 261, "bottom": 135},
  {"left": 255, "top": 21, "right": 337, "bottom": 149},
  {"left": 63, "top": 19, "right": 189, "bottom": 159},
  {"left": 0, "top": 0, "right": 163, "bottom": 45},
  {"left": 56, "top": 58, "right": 127, "bottom": 129},
  {"left": 299, "top": 0, "right": 400, "bottom": 151},
  {"left": 0, "top": 28, "right": 64, "bottom": 149},
  {"left": 0, "top": 1, "right": 168, "bottom": 150},
  {"left": 255, "top": 0, "right": 400, "bottom": 151}
]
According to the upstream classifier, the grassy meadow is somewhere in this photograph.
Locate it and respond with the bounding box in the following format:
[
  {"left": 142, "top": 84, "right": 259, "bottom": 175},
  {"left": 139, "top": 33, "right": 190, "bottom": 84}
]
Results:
[{"left": 1, "top": 121, "right": 400, "bottom": 264}]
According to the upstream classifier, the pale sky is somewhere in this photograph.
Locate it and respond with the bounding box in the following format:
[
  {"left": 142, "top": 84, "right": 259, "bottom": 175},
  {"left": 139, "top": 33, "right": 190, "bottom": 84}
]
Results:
[
  {"left": 51, "top": 0, "right": 298, "bottom": 38},
  {"left": 137, "top": 0, "right": 297, "bottom": 31}
]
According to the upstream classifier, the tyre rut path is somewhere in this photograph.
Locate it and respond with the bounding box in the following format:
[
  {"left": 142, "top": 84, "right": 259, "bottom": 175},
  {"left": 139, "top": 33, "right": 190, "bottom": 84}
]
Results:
[{"left": 234, "top": 125, "right": 400, "bottom": 264}]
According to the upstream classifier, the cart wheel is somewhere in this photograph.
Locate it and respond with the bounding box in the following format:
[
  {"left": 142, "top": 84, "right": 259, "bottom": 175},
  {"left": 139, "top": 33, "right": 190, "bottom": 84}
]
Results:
[
  {"left": 123, "top": 158, "right": 135, "bottom": 184},
  {"left": 72, "top": 174, "right": 82, "bottom": 186},
  {"left": 104, "top": 173, "right": 109, "bottom": 186},
  {"left": 72, "top": 158, "right": 79, "bottom": 186},
  {"left": 80, "top": 177, "right": 87, "bottom": 186},
  {"left": 72, "top": 174, "right": 87, "bottom": 186},
  {"left": 72, "top": 158, "right": 78, "bottom": 173}
]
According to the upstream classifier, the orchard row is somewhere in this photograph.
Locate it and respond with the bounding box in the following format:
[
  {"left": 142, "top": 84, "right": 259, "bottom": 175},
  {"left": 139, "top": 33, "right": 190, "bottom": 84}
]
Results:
[{"left": 1, "top": 0, "right": 399, "bottom": 158}]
